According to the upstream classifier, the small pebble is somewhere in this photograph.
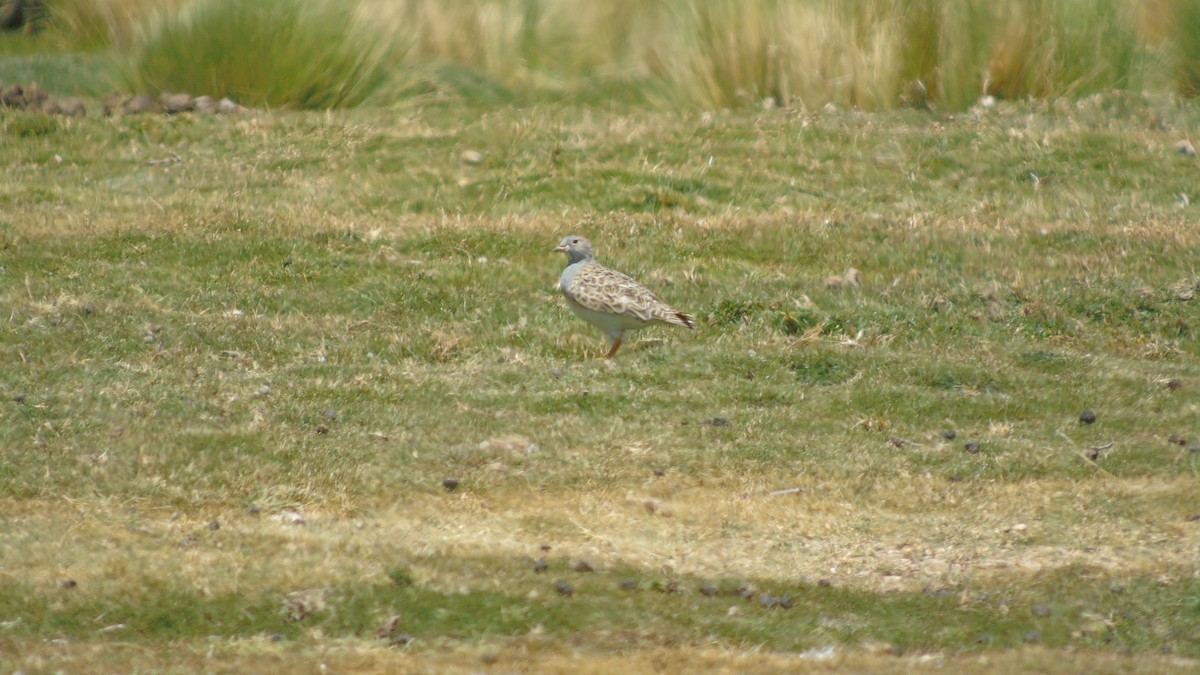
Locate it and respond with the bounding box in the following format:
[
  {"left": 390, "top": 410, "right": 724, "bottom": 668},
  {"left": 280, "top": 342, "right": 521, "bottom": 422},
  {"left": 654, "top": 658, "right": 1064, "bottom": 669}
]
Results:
[
  {"left": 207, "top": 520, "right": 220, "bottom": 531},
  {"left": 257, "top": 385, "right": 271, "bottom": 396},
  {"left": 553, "top": 580, "right": 573, "bottom": 597},
  {"left": 1024, "top": 630, "right": 1041, "bottom": 644},
  {"left": 940, "top": 429, "right": 956, "bottom": 441},
  {"left": 442, "top": 478, "right": 460, "bottom": 492},
  {"left": 60, "top": 579, "right": 77, "bottom": 589},
  {"left": 964, "top": 441, "right": 980, "bottom": 454},
  {"left": 247, "top": 504, "right": 261, "bottom": 515},
  {"left": 699, "top": 583, "right": 718, "bottom": 597},
  {"left": 13, "top": 393, "right": 25, "bottom": 404},
  {"left": 759, "top": 595, "right": 777, "bottom": 608},
  {"left": 1167, "top": 378, "right": 1183, "bottom": 391},
  {"left": 652, "top": 467, "right": 666, "bottom": 477},
  {"left": 619, "top": 579, "right": 638, "bottom": 591},
  {"left": 533, "top": 557, "right": 548, "bottom": 574},
  {"left": 1176, "top": 139, "right": 1197, "bottom": 157},
  {"left": 1079, "top": 410, "right": 1096, "bottom": 425},
  {"left": 322, "top": 408, "right": 338, "bottom": 421},
  {"left": 817, "top": 578, "right": 832, "bottom": 588},
  {"left": 315, "top": 424, "right": 329, "bottom": 435},
  {"left": 777, "top": 596, "right": 793, "bottom": 609},
  {"left": 1168, "top": 434, "right": 1187, "bottom": 446},
  {"left": 701, "top": 417, "right": 728, "bottom": 427},
  {"left": 1031, "top": 604, "right": 1052, "bottom": 618},
  {"left": 460, "top": 150, "right": 484, "bottom": 165},
  {"left": 571, "top": 559, "right": 594, "bottom": 573}
]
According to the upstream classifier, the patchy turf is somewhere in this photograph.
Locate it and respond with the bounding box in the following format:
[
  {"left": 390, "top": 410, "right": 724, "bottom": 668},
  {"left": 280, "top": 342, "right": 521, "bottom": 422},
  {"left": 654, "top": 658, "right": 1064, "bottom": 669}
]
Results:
[{"left": 2, "top": 95, "right": 1199, "bottom": 671}]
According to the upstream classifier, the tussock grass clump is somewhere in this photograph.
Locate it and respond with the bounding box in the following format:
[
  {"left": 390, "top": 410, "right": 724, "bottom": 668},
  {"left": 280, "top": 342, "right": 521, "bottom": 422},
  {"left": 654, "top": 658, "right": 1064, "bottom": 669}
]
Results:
[
  {"left": 651, "top": 0, "right": 1144, "bottom": 111},
  {"left": 1174, "top": 0, "right": 1200, "bottom": 96},
  {"left": 43, "top": 0, "right": 183, "bottom": 51},
  {"left": 120, "top": 0, "right": 401, "bottom": 109}
]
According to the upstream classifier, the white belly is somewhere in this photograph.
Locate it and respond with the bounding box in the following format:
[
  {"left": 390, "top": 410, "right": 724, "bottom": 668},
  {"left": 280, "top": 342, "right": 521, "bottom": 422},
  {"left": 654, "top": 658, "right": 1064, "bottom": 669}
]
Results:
[{"left": 567, "top": 300, "right": 650, "bottom": 336}]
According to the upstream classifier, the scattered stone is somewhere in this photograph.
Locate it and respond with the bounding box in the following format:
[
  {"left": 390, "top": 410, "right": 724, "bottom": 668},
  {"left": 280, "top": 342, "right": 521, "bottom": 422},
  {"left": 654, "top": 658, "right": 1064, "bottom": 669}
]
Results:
[
  {"left": 315, "top": 423, "right": 329, "bottom": 435},
  {"left": 480, "top": 653, "right": 499, "bottom": 665},
  {"left": 1031, "top": 604, "right": 1052, "bottom": 618},
  {"left": 1186, "top": 514, "right": 1200, "bottom": 522},
  {"left": 553, "top": 580, "right": 573, "bottom": 597},
  {"left": 700, "top": 417, "right": 728, "bottom": 427},
  {"left": 1, "top": 84, "right": 25, "bottom": 108},
  {"left": 275, "top": 510, "right": 306, "bottom": 525},
  {"left": 179, "top": 535, "right": 198, "bottom": 548},
  {"left": 533, "top": 557, "right": 548, "bottom": 574},
  {"left": 159, "top": 92, "right": 193, "bottom": 114},
  {"left": 1109, "top": 584, "right": 1125, "bottom": 594},
  {"left": 817, "top": 578, "right": 832, "bottom": 588},
  {"left": 101, "top": 92, "right": 126, "bottom": 115},
  {"left": 976, "top": 634, "right": 991, "bottom": 645},
  {"left": 940, "top": 429, "right": 956, "bottom": 441},
  {"left": 246, "top": 504, "right": 261, "bottom": 515},
  {"left": 759, "top": 594, "right": 777, "bottom": 608},
  {"left": 257, "top": 385, "right": 271, "bottom": 396},
  {"left": 964, "top": 441, "right": 980, "bottom": 454},
  {"left": 217, "top": 97, "right": 246, "bottom": 114},
  {"left": 1168, "top": 434, "right": 1187, "bottom": 446},
  {"left": 460, "top": 150, "right": 484, "bottom": 166},
  {"left": 777, "top": 596, "right": 793, "bottom": 609},
  {"left": 1079, "top": 410, "right": 1096, "bottom": 425},
  {"left": 652, "top": 467, "right": 666, "bottom": 477},
  {"left": 619, "top": 579, "right": 638, "bottom": 591},
  {"left": 207, "top": 520, "right": 220, "bottom": 531},
  {"left": 122, "top": 93, "right": 154, "bottom": 115},
  {"left": 442, "top": 478, "right": 459, "bottom": 492},
  {"left": 539, "top": 544, "right": 551, "bottom": 552},
  {"left": 1176, "top": 140, "right": 1197, "bottom": 157},
  {"left": 1189, "top": 445, "right": 1200, "bottom": 455},
  {"left": 60, "top": 578, "right": 77, "bottom": 590},
  {"left": 1086, "top": 447, "right": 1101, "bottom": 461},
  {"left": 322, "top": 408, "right": 338, "bottom": 421},
  {"left": 193, "top": 95, "right": 216, "bottom": 114},
  {"left": 699, "top": 583, "right": 718, "bottom": 597},
  {"left": 1167, "top": 378, "right": 1183, "bottom": 391},
  {"left": 1024, "top": 630, "right": 1041, "bottom": 644},
  {"left": 13, "top": 393, "right": 24, "bottom": 404},
  {"left": 571, "top": 559, "right": 594, "bottom": 573}
]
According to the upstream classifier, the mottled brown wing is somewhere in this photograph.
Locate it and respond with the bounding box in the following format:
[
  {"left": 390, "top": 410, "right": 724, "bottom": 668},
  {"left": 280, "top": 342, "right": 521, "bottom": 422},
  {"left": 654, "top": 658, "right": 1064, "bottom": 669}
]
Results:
[{"left": 566, "top": 263, "right": 693, "bottom": 328}]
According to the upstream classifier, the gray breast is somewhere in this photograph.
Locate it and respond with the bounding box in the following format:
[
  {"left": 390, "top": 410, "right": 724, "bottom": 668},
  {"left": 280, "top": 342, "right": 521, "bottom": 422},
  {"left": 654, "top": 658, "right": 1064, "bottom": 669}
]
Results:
[{"left": 559, "top": 261, "right": 585, "bottom": 294}]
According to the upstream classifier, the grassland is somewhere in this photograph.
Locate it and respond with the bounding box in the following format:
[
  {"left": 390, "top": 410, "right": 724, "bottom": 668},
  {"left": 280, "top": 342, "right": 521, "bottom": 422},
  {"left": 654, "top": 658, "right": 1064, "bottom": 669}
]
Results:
[{"left": 4, "top": 8, "right": 1200, "bottom": 663}]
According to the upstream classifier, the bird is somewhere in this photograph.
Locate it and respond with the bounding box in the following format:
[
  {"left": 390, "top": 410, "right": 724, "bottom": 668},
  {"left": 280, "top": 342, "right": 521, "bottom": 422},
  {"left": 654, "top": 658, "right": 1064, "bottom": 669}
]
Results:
[{"left": 552, "top": 235, "right": 694, "bottom": 358}]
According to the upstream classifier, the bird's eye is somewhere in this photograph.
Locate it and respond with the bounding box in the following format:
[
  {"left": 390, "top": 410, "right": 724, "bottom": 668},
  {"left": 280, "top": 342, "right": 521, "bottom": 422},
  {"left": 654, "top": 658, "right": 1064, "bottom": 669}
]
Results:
[{"left": 571, "top": 239, "right": 579, "bottom": 244}]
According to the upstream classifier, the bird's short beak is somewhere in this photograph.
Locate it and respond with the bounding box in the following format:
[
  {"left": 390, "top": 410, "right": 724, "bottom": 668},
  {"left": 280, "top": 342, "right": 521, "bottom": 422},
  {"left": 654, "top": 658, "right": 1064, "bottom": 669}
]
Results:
[{"left": 552, "top": 244, "right": 566, "bottom": 253}]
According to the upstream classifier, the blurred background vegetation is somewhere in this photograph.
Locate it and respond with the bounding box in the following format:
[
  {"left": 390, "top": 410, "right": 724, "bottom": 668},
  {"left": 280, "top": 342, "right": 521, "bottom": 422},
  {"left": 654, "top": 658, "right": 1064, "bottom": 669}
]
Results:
[{"left": 2, "top": 0, "right": 1200, "bottom": 110}]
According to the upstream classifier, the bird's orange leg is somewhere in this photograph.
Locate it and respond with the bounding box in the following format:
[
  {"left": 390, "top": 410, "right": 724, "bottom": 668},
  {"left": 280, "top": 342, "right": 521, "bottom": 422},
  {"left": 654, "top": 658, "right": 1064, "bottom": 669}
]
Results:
[{"left": 604, "top": 336, "right": 622, "bottom": 359}]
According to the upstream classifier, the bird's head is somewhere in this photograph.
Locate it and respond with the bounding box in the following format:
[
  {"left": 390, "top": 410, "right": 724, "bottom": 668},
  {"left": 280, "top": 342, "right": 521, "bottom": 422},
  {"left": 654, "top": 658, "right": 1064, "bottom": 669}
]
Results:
[{"left": 552, "top": 235, "right": 594, "bottom": 264}]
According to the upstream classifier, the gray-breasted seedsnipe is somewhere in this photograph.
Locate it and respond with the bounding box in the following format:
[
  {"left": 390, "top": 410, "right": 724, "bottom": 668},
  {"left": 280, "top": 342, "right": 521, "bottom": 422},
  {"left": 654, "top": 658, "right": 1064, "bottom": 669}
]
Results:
[{"left": 553, "top": 235, "right": 694, "bottom": 358}]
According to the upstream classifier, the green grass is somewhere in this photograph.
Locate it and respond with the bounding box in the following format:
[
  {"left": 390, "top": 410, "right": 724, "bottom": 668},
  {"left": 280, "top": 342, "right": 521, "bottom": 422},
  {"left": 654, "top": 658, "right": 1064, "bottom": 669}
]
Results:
[{"left": 2, "top": 53, "right": 1200, "bottom": 671}]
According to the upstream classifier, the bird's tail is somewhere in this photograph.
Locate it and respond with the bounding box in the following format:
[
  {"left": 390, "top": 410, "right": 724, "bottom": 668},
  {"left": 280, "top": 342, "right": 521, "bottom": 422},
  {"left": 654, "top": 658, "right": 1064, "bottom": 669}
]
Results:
[{"left": 672, "top": 312, "right": 695, "bottom": 330}]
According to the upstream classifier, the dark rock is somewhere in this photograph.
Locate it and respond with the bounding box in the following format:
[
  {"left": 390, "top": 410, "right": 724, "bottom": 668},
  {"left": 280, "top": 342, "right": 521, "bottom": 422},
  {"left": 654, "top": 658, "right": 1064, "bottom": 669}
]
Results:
[
  {"left": 442, "top": 478, "right": 459, "bottom": 492},
  {"left": 964, "top": 441, "right": 980, "bottom": 454},
  {"left": 941, "top": 429, "right": 956, "bottom": 440},
  {"left": 1079, "top": 410, "right": 1096, "bottom": 425},
  {"left": 553, "top": 580, "right": 573, "bottom": 597}
]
